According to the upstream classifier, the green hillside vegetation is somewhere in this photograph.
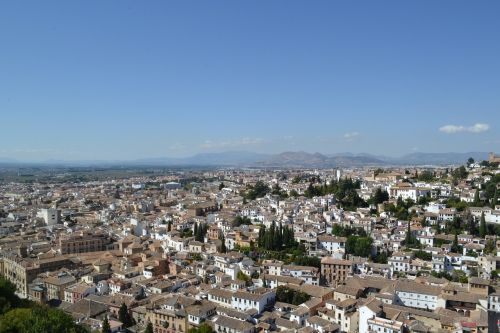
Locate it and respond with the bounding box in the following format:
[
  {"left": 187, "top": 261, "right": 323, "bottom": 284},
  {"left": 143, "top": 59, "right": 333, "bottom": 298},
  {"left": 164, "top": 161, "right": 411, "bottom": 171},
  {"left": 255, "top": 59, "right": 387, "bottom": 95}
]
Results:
[{"left": 0, "top": 276, "right": 87, "bottom": 333}]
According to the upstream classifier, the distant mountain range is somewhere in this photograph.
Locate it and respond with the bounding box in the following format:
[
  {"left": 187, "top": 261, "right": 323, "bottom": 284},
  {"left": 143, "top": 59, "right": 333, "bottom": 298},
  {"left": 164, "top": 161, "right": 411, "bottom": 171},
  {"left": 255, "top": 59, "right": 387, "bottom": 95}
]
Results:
[{"left": 0, "top": 151, "right": 490, "bottom": 168}]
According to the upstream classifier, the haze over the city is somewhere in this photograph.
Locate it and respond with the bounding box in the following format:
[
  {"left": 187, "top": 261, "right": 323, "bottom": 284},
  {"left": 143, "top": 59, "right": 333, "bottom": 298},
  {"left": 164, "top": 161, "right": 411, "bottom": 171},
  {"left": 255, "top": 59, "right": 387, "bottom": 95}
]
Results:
[{"left": 1, "top": 1, "right": 499, "bottom": 162}]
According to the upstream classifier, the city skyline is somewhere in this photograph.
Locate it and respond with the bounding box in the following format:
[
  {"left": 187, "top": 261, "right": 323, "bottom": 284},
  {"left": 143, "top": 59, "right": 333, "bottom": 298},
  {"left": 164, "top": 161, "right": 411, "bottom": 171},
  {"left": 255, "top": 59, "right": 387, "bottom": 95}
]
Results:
[{"left": 1, "top": 1, "right": 499, "bottom": 161}]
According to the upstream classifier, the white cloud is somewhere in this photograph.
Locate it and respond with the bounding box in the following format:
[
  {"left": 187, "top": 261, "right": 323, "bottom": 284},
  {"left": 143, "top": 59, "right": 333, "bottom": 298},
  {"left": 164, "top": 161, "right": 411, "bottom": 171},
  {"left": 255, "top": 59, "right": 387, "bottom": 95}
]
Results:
[
  {"left": 439, "top": 123, "right": 489, "bottom": 134},
  {"left": 343, "top": 132, "right": 360, "bottom": 141},
  {"left": 199, "top": 137, "right": 264, "bottom": 149},
  {"left": 468, "top": 123, "right": 490, "bottom": 133}
]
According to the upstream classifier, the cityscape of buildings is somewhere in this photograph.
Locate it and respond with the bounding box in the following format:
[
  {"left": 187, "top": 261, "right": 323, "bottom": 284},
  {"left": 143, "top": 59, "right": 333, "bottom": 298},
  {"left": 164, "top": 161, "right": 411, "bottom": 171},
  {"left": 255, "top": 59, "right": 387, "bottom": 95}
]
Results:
[{"left": 0, "top": 153, "right": 499, "bottom": 333}]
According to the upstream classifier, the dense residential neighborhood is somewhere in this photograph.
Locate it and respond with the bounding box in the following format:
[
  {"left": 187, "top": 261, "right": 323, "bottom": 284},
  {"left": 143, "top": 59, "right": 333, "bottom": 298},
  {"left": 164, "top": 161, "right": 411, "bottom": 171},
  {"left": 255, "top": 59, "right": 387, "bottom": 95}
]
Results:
[{"left": 0, "top": 153, "right": 499, "bottom": 333}]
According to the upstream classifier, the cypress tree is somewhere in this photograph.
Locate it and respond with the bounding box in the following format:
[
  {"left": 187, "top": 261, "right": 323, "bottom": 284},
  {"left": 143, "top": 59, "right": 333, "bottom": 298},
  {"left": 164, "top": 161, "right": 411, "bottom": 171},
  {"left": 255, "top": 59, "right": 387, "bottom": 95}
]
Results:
[
  {"left": 119, "top": 303, "right": 133, "bottom": 327},
  {"left": 473, "top": 189, "right": 481, "bottom": 206},
  {"left": 195, "top": 223, "right": 204, "bottom": 242},
  {"left": 258, "top": 226, "right": 266, "bottom": 248},
  {"left": 492, "top": 190, "right": 498, "bottom": 209},
  {"left": 203, "top": 224, "right": 208, "bottom": 238},
  {"left": 220, "top": 234, "right": 226, "bottom": 253},
  {"left": 405, "top": 221, "right": 411, "bottom": 244},
  {"left": 267, "top": 222, "right": 276, "bottom": 250},
  {"left": 102, "top": 316, "right": 111, "bottom": 333},
  {"left": 277, "top": 222, "right": 283, "bottom": 249},
  {"left": 479, "top": 212, "right": 487, "bottom": 238}
]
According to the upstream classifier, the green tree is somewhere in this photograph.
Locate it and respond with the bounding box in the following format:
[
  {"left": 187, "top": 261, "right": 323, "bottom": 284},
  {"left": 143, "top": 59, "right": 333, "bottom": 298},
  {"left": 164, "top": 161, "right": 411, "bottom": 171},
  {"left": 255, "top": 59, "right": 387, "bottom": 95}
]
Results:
[
  {"left": 102, "top": 315, "right": 112, "bottom": 333},
  {"left": 404, "top": 222, "right": 420, "bottom": 248},
  {"left": 219, "top": 234, "right": 227, "bottom": 253},
  {"left": 479, "top": 212, "right": 487, "bottom": 238},
  {"left": 275, "top": 286, "right": 311, "bottom": 305},
  {"left": 195, "top": 223, "right": 205, "bottom": 242},
  {"left": 354, "top": 237, "right": 373, "bottom": 257},
  {"left": 345, "top": 236, "right": 373, "bottom": 257},
  {"left": 372, "top": 251, "right": 388, "bottom": 264},
  {"left": 245, "top": 181, "right": 270, "bottom": 201},
  {"left": 144, "top": 322, "right": 154, "bottom": 333},
  {"left": 167, "top": 220, "right": 172, "bottom": 232},
  {"left": 417, "top": 170, "right": 435, "bottom": 182},
  {"left": 0, "top": 277, "right": 21, "bottom": 315},
  {"left": 450, "top": 233, "right": 461, "bottom": 253},
  {"left": 232, "top": 216, "right": 252, "bottom": 227},
  {"left": 473, "top": 189, "right": 481, "bottom": 206},
  {"left": 237, "top": 271, "right": 251, "bottom": 285},
  {"left": 219, "top": 182, "right": 225, "bottom": 190},
  {"left": 467, "top": 157, "right": 475, "bottom": 167},
  {"left": 118, "top": 303, "right": 134, "bottom": 328},
  {"left": 492, "top": 190, "right": 498, "bottom": 209},
  {"left": 371, "top": 187, "right": 389, "bottom": 205},
  {"left": 414, "top": 250, "right": 432, "bottom": 261},
  {"left": 484, "top": 240, "right": 496, "bottom": 254},
  {"left": 0, "top": 306, "right": 87, "bottom": 333},
  {"left": 101, "top": 316, "right": 111, "bottom": 333},
  {"left": 293, "top": 256, "right": 321, "bottom": 268},
  {"left": 451, "top": 166, "right": 468, "bottom": 181},
  {"left": 188, "top": 323, "right": 214, "bottom": 333}
]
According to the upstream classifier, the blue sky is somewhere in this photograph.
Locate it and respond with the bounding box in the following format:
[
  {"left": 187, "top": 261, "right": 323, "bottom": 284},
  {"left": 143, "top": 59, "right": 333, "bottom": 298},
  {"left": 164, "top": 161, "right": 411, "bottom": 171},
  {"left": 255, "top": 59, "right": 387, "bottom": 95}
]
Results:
[{"left": 0, "top": 1, "right": 499, "bottom": 161}]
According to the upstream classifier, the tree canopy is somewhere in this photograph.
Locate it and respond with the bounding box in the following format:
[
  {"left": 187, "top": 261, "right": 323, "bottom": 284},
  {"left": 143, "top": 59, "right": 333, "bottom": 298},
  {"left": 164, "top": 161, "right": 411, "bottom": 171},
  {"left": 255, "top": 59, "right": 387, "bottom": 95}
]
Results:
[
  {"left": 0, "top": 306, "right": 87, "bottom": 333},
  {"left": 0, "top": 277, "right": 87, "bottom": 333},
  {"left": 275, "top": 286, "right": 311, "bottom": 305},
  {"left": 245, "top": 181, "right": 270, "bottom": 200}
]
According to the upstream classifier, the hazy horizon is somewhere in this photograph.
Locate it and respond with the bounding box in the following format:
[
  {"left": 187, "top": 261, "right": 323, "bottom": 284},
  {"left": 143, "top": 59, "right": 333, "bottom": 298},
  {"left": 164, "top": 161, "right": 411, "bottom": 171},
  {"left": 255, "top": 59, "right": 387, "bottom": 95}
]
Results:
[{"left": 0, "top": 149, "right": 493, "bottom": 164}]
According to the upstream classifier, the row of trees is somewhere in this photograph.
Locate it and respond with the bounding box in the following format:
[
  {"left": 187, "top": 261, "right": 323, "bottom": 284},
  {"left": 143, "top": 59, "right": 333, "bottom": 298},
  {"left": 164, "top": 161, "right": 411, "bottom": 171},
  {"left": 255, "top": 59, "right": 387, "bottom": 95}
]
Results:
[
  {"left": 193, "top": 223, "right": 208, "bottom": 242},
  {"left": 258, "top": 221, "right": 296, "bottom": 251},
  {"left": 304, "top": 178, "right": 367, "bottom": 210},
  {"left": 293, "top": 256, "right": 321, "bottom": 268}
]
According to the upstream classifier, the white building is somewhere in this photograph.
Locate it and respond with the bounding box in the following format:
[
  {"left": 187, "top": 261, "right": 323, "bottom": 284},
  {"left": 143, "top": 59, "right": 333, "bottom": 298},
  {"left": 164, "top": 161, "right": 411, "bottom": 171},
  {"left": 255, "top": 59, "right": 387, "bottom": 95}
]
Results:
[
  {"left": 317, "top": 235, "right": 346, "bottom": 255},
  {"left": 281, "top": 265, "right": 319, "bottom": 285},
  {"left": 231, "top": 290, "right": 275, "bottom": 313},
  {"left": 488, "top": 292, "right": 500, "bottom": 312},
  {"left": 37, "top": 208, "right": 61, "bottom": 225},
  {"left": 393, "top": 281, "right": 441, "bottom": 310},
  {"left": 389, "top": 184, "right": 431, "bottom": 201}
]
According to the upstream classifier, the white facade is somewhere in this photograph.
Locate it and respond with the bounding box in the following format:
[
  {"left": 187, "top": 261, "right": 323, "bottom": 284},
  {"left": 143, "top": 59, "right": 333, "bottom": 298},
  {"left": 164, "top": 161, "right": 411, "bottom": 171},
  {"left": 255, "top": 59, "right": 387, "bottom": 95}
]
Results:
[
  {"left": 394, "top": 289, "right": 439, "bottom": 310},
  {"left": 37, "top": 208, "right": 61, "bottom": 225},
  {"left": 231, "top": 290, "right": 275, "bottom": 313},
  {"left": 489, "top": 294, "right": 500, "bottom": 312}
]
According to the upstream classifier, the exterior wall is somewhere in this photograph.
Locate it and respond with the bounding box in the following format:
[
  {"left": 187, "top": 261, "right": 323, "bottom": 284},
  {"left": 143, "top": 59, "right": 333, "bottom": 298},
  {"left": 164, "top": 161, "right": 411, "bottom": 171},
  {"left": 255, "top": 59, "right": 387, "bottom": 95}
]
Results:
[
  {"left": 231, "top": 292, "right": 275, "bottom": 313},
  {"left": 59, "top": 234, "right": 108, "bottom": 254},
  {"left": 321, "top": 261, "right": 352, "bottom": 286},
  {"left": 0, "top": 256, "right": 75, "bottom": 298},
  {"left": 37, "top": 208, "right": 61, "bottom": 225},
  {"left": 489, "top": 295, "right": 500, "bottom": 312},
  {"left": 359, "top": 306, "right": 376, "bottom": 333},
  {"left": 145, "top": 309, "right": 187, "bottom": 333},
  {"left": 394, "top": 291, "right": 438, "bottom": 310}
]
